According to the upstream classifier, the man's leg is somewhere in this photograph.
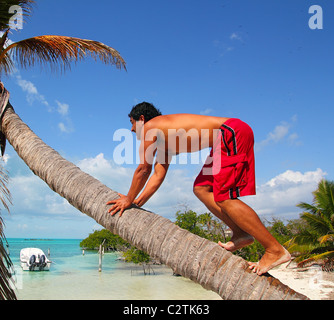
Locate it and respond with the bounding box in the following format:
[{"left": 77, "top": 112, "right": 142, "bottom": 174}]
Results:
[
  {"left": 193, "top": 185, "right": 254, "bottom": 250},
  {"left": 217, "top": 198, "right": 291, "bottom": 275}
]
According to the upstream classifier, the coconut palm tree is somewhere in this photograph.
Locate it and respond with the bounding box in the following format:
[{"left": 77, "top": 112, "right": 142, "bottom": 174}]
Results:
[
  {"left": 286, "top": 179, "right": 334, "bottom": 269},
  {"left": 0, "top": 1, "right": 308, "bottom": 300}
]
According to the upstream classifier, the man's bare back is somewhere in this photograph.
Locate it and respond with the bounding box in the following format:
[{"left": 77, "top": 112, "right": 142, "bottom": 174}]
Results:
[{"left": 141, "top": 114, "right": 230, "bottom": 157}]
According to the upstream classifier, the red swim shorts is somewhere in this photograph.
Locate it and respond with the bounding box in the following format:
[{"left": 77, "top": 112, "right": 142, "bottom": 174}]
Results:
[{"left": 194, "top": 118, "right": 256, "bottom": 202}]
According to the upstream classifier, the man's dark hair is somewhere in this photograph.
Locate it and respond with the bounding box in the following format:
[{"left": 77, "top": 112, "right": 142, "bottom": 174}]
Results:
[{"left": 128, "top": 102, "right": 162, "bottom": 122}]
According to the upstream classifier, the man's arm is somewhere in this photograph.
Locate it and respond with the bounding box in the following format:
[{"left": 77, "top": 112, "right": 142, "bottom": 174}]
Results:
[
  {"left": 107, "top": 163, "right": 152, "bottom": 216},
  {"left": 107, "top": 127, "right": 157, "bottom": 216},
  {"left": 134, "top": 160, "right": 170, "bottom": 207}
]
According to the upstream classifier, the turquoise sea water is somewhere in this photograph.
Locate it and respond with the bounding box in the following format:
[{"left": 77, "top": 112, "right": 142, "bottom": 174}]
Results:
[{"left": 6, "top": 238, "right": 221, "bottom": 300}]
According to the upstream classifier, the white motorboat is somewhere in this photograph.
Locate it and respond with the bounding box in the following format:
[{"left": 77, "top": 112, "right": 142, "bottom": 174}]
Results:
[{"left": 20, "top": 248, "right": 52, "bottom": 271}]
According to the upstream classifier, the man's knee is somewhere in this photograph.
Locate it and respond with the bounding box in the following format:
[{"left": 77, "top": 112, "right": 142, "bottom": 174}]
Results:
[
  {"left": 193, "top": 185, "right": 212, "bottom": 198},
  {"left": 193, "top": 185, "right": 201, "bottom": 198}
]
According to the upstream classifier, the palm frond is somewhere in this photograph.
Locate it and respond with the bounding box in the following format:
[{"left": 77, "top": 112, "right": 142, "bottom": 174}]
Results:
[
  {"left": 296, "top": 251, "right": 334, "bottom": 268},
  {"left": 0, "top": 164, "right": 11, "bottom": 211},
  {"left": 287, "top": 241, "right": 317, "bottom": 255},
  {"left": 313, "top": 179, "right": 334, "bottom": 219},
  {"left": 297, "top": 202, "right": 319, "bottom": 215},
  {"left": 0, "top": 0, "right": 34, "bottom": 30},
  {"left": 0, "top": 51, "right": 14, "bottom": 75},
  {"left": 0, "top": 219, "right": 16, "bottom": 300},
  {"left": 318, "top": 234, "right": 334, "bottom": 245},
  {"left": 0, "top": 35, "right": 126, "bottom": 75},
  {"left": 0, "top": 163, "right": 15, "bottom": 300},
  {"left": 301, "top": 212, "right": 332, "bottom": 236},
  {"left": 292, "top": 228, "right": 319, "bottom": 246}
]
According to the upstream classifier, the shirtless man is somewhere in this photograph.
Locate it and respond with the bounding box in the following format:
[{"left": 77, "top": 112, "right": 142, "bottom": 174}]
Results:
[{"left": 107, "top": 102, "right": 291, "bottom": 275}]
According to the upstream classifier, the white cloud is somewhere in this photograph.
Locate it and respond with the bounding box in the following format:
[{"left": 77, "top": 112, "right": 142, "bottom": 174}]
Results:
[
  {"left": 230, "top": 32, "right": 243, "bottom": 41},
  {"left": 55, "top": 101, "right": 73, "bottom": 133},
  {"left": 255, "top": 122, "right": 289, "bottom": 151},
  {"left": 14, "top": 73, "right": 73, "bottom": 133},
  {"left": 6, "top": 153, "right": 133, "bottom": 220},
  {"left": 77, "top": 153, "right": 133, "bottom": 195},
  {"left": 76, "top": 153, "right": 206, "bottom": 219},
  {"left": 17, "top": 224, "right": 28, "bottom": 231},
  {"left": 56, "top": 100, "right": 69, "bottom": 116},
  {"left": 9, "top": 174, "right": 45, "bottom": 210},
  {"left": 265, "top": 169, "right": 323, "bottom": 187},
  {"left": 200, "top": 108, "right": 213, "bottom": 115},
  {"left": 244, "top": 168, "right": 327, "bottom": 219},
  {"left": 16, "top": 77, "right": 38, "bottom": 95},
  {"left": 44, "top": 193, "right": 75, "bottom": 216},
  {"left": 8, "top": 172, "right": 76, "bottom": 216},
  {"left": 255, "top": 117, "right": 300, "bottom": 151},
  {"left": 16, "top": 74, "right": 49, "bottom": 108},
  {"left": 2, "top": 153, "right": 10, "bottom": 164},
  {"left": 288, "top": 133, "right": 301, "bottom": 145},
  {"left": 58, "top": 122, "right": 68, "bottom": 133},
  {"left": 58, "top": 120, "right": 73, "bottom": 133}
]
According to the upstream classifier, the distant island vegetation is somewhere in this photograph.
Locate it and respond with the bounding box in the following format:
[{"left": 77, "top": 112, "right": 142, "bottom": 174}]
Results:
[{"left": 24, "top": 239, "right": 54, "bottom": 241}]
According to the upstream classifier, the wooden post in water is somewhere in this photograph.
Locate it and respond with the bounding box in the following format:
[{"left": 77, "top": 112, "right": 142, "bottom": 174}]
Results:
[
  {"left": 98, "top": 239, "right": 106, "bottom": 272},
  {"left": 98, "top": 244, "right": 102, "bottom": 272}
]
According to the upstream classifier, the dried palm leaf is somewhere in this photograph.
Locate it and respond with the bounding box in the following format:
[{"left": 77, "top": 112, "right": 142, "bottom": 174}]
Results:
[
  {"left": 0, "top": 164, "right": 11, "bottom": 211},
  {"left": 318, "top": 234, "right": 334, "bottom": 245},
  {"left": 0, "top": 35, "right": 126, "bottom": 75}
]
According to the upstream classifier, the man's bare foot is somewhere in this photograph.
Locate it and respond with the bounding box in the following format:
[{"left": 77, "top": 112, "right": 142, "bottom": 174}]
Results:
[
  {"left": 248, "top": 247, "right": 291, "bottom": 275},
  {"left": 218, "top": 235, "right": 254, "bottom": 252}
]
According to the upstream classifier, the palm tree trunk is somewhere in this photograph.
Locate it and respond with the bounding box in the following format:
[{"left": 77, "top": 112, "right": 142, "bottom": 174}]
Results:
[{"left": 0, "top": 84, "right": 309, "bottom": 300}]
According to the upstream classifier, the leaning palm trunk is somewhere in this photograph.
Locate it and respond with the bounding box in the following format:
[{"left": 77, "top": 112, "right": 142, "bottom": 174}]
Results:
[{"left": 0, "top": 85, "right": 308, "bottom": 300}]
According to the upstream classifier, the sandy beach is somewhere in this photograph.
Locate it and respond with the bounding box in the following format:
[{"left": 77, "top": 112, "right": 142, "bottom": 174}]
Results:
[{"left": 269, "top": 262, "right": 334, "bottom": 300}]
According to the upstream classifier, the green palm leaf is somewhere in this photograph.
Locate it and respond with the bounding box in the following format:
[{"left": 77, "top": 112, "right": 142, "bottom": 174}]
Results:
[
  {"left": 313, "top": 179, "right": 334, "bottom": 219},
  {"left": 297, "top": 202, "right": 319, "bottom": 215},
  {"left": 301, "top": 212, "right": 332, "bottom": 236},
  {"left": 292, "top": 228, "right": 319, "bottom": 246},
  {"left": 289, "top": 179, "right": 334, "bottom": 267}
]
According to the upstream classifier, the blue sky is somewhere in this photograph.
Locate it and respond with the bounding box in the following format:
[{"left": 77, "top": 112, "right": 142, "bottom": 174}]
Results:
[{"left": 1, "top": 0, "right": 333, "bottom": 238}]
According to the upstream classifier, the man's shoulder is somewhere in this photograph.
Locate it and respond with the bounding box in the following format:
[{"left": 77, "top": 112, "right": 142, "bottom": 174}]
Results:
[
  {"left": 145, "top": 113, "right": 223, "bottom": 130},
  {"left": 144, "top": 114, "right": 168, "bottom": 129}
]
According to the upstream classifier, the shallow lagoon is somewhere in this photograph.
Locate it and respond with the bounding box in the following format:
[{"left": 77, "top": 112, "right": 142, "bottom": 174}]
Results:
[{"left": 7, "top": 238, "right": 221, "bottom": 300}]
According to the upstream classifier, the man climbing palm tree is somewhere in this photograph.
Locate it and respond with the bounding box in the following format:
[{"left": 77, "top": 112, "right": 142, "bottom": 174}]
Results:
[{"left": 107, "top": 102, "right": 291, "bottom": 275}]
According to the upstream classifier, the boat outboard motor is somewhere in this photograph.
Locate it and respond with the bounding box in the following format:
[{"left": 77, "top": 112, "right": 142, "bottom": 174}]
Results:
[
  {"left": 29, "top": 255, "right": 36, "bottom": 271},
  {"left": 39, "top": 254, "right": 47, "bottom": 270}
]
